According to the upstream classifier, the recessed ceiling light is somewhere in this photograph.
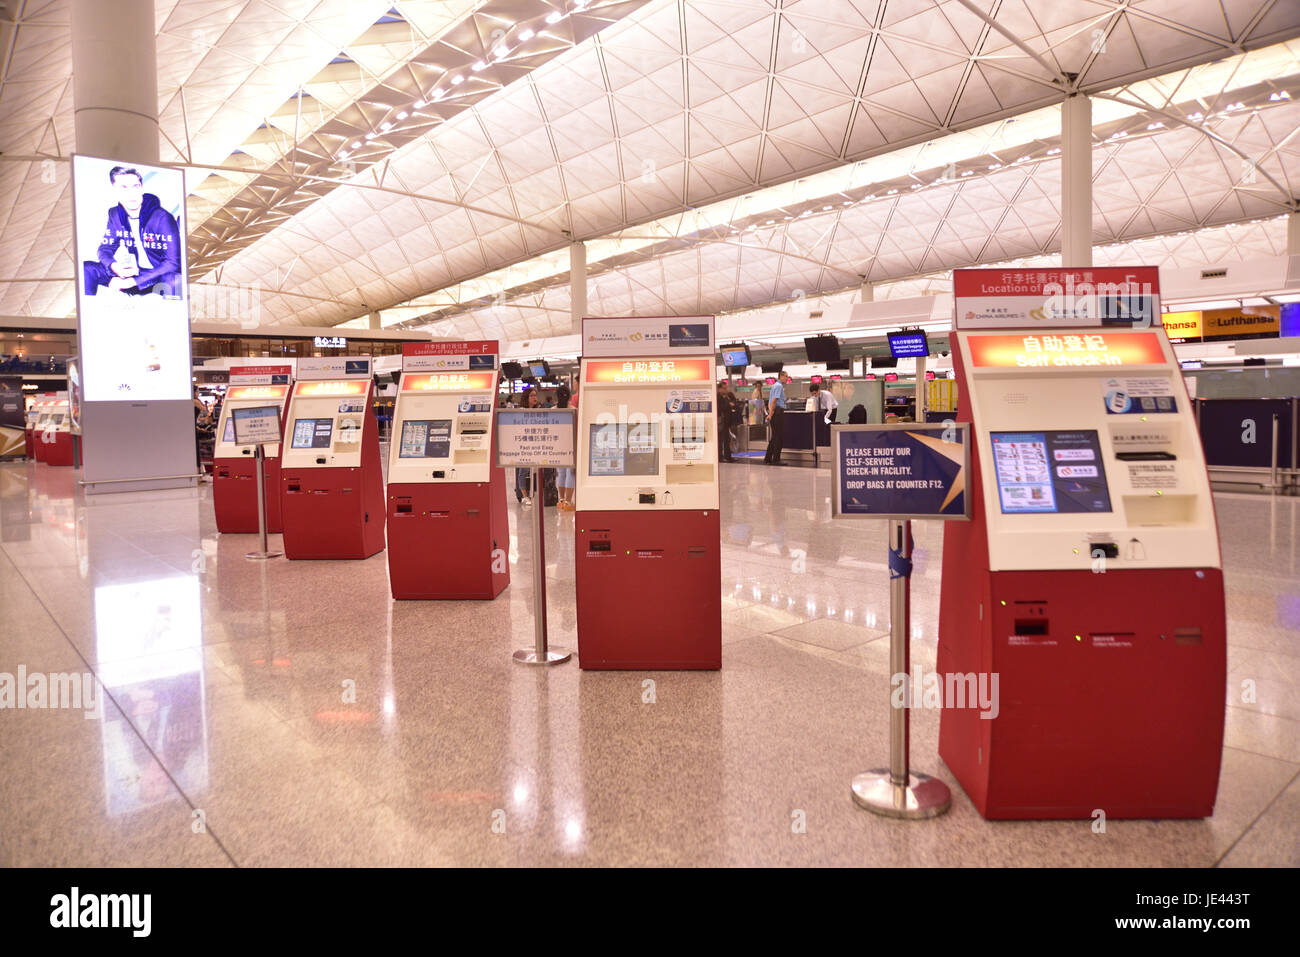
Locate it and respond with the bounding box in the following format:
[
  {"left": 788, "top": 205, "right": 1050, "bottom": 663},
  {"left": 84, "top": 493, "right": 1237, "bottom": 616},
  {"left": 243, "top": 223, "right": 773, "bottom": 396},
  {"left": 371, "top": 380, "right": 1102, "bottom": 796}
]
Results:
[
  {"left": 351, "top": 140, "right": 361, "bottom": 149},
  {"left": 546, "top": 11, "right": 563, "bottom": 23},
  {"left": 414, "top": 99, "right": 426, "bottom": 108},
  {"left": 396, "top": 111, "right": 408, "bottom": 120},
  {"left": 492, "top": 46, "right": 508, "bottom": 59},
  {"left": 380, "top": 121, "right": 392, "bottom": 131},
  {"left": 451, "top": 75, "right": 464, "bottom": 85},
  {"left": 519, "top": 28, "right": 535, "bottom": 41},
  {"left": 432, "top": 89, "right": 446, "bottom": 100},
  {"left": 472, "top": 61, "right": 486, "bottom": 71},
  {"left": 364, "top": 132, "right": 376, "bottom": 140}
]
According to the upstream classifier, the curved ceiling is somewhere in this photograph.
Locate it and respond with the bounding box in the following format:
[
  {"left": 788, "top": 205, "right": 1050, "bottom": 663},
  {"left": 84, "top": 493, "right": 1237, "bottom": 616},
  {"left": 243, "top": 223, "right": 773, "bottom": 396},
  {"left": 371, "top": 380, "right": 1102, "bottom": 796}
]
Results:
[{"left": 1, "top": 0, "right": 1298, "bottom": 334}]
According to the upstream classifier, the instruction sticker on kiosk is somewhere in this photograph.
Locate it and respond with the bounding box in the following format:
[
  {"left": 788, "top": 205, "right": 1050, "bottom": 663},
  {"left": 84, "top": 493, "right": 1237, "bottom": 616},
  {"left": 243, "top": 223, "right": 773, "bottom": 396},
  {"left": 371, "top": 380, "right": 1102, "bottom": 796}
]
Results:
[
  {"left": 496, "top": 409, "right": 576, "bottom": 469},
  {"left": 832, "top": 423, "right": 970, "bottom": 520},
  {"left": 1102, "top": 376, "right": 1177, "bottom": 415}
]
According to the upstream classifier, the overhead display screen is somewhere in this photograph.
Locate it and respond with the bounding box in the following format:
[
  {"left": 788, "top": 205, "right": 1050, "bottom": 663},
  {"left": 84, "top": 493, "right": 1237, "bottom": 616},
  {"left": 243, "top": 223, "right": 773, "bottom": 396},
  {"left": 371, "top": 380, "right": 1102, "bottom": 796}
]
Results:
[
  {"left": 888, "top": 331, "right": 930, "bottom": 358},
  {"left": 991, "top": 430, "right": 1112, "bottom": 514},
  {"left": 290, "top": 418, "right": 334, "bottom": 449},
  {"left": 589, "top": 422, "right": 659, "bottom": 477},
  {"left": 72, "top": 154, "right": 190, "bottom": 402},
  {"left": 398, "top": 419, "right": 452, "bottom": 458},
  {"left": 720, "top": 344, "right": 751, "bottom": 368}
]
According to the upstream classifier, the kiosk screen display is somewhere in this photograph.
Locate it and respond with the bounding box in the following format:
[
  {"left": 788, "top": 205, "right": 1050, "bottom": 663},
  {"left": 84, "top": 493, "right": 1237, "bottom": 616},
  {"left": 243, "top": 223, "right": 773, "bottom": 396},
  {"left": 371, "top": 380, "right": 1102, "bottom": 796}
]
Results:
[
  {"left": 291, "top": 418, "right": 334, "bottom": 449},
  {"left": 589, "top": 423, "right": 659, "bottom": 477},
  {"left": 399, "top": 419, "right": 452, "bottom": 458},
  {"left": 991, "top": 430, "right": 1112, "bottom": 514},
  {"left": 223, "top": 418, "right": 235, "bottom": 444}
]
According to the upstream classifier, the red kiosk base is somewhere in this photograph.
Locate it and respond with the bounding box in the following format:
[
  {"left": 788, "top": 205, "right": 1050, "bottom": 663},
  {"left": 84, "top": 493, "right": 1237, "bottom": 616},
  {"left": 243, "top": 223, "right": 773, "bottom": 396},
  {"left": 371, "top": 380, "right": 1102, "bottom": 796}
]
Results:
[
  {"left": 214, "top": 456, "right": 284, "bottom": 534},
  {"left": 281, "top": 465, "right": 385, "bottom": 560},
  {"left": 387, "top": 477, "right": 510, "bottom": 599},
  {"left": 576, "top": 509, "right": 721, "bottom": 669},
  {"left": 937, "top": 559, "right": 1227, "bottom": 819},
  {"left": 24, "top": 429, "right": 35, "bottom": 459},
  {"left": 45, "top": 432, "right": 75, "bottom": 467}
]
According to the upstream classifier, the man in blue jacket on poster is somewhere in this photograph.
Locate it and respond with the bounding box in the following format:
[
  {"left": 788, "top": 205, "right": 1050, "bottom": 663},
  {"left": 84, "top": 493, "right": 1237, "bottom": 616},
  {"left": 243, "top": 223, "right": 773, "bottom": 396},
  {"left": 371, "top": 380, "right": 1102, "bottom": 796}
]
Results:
[{"left": 82, "top": 166, "right": 183, "bottom": 298}]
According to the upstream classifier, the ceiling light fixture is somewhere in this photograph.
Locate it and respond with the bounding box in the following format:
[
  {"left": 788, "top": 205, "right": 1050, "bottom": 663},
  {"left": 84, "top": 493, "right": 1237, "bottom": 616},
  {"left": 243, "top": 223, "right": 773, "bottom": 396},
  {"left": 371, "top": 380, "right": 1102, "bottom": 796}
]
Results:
[
  {"left": 546, "top": 11, "right": 563, "bottom": 23},
  {"left": 396, "top": 110, "right": 408, "bottom": 120},
  {"left": 414, "top": 99, "right": 426, "bottom": 108},
  {"left": 451, "top": 75, "right": 464, "bottom": 85},
  {"left": 472, "top": 60, "right": 487, "bottom": 71},
  {"left": 351, "top": 140, "right": 361, "bottom": 149},
  {"left": 519, "top": 28, "right": 535, "bottom": 41}
]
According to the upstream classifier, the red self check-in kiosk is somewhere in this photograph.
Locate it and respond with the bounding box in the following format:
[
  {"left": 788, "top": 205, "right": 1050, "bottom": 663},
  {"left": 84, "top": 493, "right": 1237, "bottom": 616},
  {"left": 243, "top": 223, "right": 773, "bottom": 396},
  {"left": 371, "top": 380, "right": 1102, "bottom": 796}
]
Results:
[
  {"left": 575, "top": 316, "right": 721, "bottom": 669},
  {"left": 386, "top": 341, "right": 509, "bottom": 600},
  {"left": 213, "top": 365, "right": 292, "bottom": 534},
  {"left": 937, "top": 267, "right": 1226, "bottom": 819},
  {"left": 34, "top": 393, "right": 75, "bottom": 466},
  {"left": 279, "top": 357, "right": 385, "bottom": 560}
]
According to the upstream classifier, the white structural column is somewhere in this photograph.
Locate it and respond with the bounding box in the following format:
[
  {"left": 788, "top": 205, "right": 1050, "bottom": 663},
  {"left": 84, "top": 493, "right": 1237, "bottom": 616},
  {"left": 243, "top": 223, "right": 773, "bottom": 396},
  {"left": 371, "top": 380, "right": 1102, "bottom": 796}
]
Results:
[
  {"left": 570, "top": 241, "right": 587, "bottom": 333},
  {"left": 72, "top": 0, "right": 160, "bottom": 163},
  {"left": 368, "top": 310, "right": 381, "bottom": 330},
  {"left": 1060, "top": 93, "right": 1093, "bottom": 268},
  {"left": 72, "top": 0, "right": 197, "bottom": 493},
  {"left": 859, "top": 277, "right": 874, "bottom": 303},
  {"left": 1288, "top": 210, "right": 1300, "bottom": 256}
]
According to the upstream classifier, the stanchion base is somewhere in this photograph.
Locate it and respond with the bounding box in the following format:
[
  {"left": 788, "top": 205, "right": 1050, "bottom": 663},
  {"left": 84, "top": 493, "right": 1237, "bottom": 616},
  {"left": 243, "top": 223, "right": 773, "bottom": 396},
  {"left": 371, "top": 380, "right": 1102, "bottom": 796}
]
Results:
[
  {"left": 512, "top": 647, "right": 572, "bottom": 666},
  {"left": 851, "top": 769, "right": 951, "bottom": 819},
  {"left": 245, "top": 551, "right": 283, "bottom": 561}
]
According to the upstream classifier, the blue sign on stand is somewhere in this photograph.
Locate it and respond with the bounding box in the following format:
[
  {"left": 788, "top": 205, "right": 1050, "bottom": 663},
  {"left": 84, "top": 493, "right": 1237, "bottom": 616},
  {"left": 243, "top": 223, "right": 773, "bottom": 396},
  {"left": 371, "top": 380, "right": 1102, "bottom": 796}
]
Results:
[{"left": 831, "top": 423, "right": 971, "bottom": 520}]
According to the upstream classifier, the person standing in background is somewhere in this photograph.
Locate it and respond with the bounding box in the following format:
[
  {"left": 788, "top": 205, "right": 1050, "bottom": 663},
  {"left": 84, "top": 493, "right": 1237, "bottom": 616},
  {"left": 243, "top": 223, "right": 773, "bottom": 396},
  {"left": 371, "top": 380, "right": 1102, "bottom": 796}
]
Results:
[
  {"left": 809, "top": 381, "right": 838, "bottom": 423},
  {"left": 556, "top": 383, "right": 576, "bottom": 510},
  {"left": 764, "top": 371, "right": 790, "bottom": 465},
  {"left": 515, "top": 387, "right": 540, "bottom": 505},
  {"left": 716, "top": 380, "right": 739, "bottom": 463}
]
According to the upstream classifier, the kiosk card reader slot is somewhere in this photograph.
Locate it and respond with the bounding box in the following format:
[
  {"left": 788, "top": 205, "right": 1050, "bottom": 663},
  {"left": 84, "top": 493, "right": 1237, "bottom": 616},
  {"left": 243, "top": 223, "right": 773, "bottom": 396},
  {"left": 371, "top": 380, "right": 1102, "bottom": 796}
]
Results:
[
  {"left": 937, "top": 268, "right": 1225, "bottom": 820},
  {"left": 386, "top": 342, "right": 509, "bottom": 600}
]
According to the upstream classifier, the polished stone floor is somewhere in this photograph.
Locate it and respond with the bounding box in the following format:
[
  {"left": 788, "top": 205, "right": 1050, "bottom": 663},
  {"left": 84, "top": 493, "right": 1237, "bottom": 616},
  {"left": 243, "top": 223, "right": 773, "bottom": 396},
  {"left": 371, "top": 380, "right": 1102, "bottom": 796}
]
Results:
[{"left": 0, "top": 459, "right": 1296, "bottom": 867}]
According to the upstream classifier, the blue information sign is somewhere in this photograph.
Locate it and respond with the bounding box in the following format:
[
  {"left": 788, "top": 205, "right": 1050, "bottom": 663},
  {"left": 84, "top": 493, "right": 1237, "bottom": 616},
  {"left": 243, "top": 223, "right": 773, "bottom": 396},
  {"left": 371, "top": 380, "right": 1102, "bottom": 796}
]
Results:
[{"left": 832, "top": 423, "right": 970, "bottom": 520}]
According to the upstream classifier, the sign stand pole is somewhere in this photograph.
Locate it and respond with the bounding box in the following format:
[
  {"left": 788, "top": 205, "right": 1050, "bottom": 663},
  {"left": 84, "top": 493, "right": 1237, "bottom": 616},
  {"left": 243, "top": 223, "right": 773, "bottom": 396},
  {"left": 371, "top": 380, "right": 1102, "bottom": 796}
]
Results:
[
  {"left": 244, "top": 443, "right": 282, "bottom": 561},
  {"left": 513, "top": 465, "right": 571, "bottom": 666},
  {"left": 851, "top": 519, "right": 951, "bottom": 818}
]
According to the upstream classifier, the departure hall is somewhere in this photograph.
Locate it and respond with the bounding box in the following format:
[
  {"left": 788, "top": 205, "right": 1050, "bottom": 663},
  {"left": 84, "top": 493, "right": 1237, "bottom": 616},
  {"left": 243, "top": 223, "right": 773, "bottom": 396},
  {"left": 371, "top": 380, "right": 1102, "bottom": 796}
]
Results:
[{"left": 0, "top": 0, "right": 1298, "bottom": 901}]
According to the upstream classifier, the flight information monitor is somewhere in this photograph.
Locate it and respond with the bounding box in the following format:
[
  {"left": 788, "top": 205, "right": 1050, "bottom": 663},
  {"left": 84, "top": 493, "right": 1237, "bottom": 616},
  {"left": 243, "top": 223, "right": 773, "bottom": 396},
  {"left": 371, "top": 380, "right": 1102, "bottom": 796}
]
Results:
[
  {"left": 398, "top": 419, "right": 452, "bottom": 458},
  {"left": 589, "top": 422, "right": 659, "bottom": 476},
  {"left": 291, "top": 418, "right": 334, "bottom": 449},
  {"left": 991, "top": 430, "right": 1112, "bottom": 514}
]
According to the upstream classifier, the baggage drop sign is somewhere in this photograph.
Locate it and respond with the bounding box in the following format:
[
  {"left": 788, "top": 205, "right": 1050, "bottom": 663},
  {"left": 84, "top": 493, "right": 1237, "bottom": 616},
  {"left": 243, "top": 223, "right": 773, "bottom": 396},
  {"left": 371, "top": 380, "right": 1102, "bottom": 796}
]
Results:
[{"left": 832, "top": 423, "right": 971, "bottom": 520}]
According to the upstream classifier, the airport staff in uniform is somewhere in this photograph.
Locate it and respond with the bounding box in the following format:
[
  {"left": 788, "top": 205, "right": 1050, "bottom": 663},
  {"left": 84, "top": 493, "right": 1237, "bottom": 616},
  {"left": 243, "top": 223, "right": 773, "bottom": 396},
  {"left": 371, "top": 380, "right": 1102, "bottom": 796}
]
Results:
[
  {"left": 764, "top": 370, "right": 791, "bottom": 466},
  {"left": 808, "top": 382, "right": 838, "bottom": 422},
  {"left": 717, "top": 380, "right": 740, "bottom": 463}
]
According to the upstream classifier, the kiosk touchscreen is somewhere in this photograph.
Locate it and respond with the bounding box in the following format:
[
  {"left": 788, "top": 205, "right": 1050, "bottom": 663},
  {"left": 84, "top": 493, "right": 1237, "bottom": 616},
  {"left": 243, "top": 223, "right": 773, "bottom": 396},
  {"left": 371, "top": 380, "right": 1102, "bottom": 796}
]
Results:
[
  {"left": 386, "top": 341, "right": 509, "bottom": 600},
  {"left": 213, "top": 365, "right": 292, "bottom": 534},
  {"left": 34, "top": 394, "right": 75, "bottom": 466},
  {"left": 937, "top": 267, "right": 1225, "bottom": 819},
  {"left": 279, "top": 357, "right": 385, "bottom": 560},
  {"left": 575, "top": 316, "right": 721, "bottom": 669}
]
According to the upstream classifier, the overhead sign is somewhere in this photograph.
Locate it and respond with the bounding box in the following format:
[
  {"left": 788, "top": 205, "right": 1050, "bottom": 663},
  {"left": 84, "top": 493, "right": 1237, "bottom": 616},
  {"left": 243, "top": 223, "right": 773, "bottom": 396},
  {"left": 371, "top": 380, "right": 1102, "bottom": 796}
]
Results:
[
  {"left": 227, "top": 385, "right": 288, "bottom": 402},
  {"left": 584, "top": 358, "right": 713, "bottom": 385},
  {"left": 495, "top": 409, "right": 576, "bottom": 469},
  {"left": 231, "top": 405, "right": 283, "bottom": 446},
  {"left": 295, "top": 379, "right": 367, "bottom": 397},
  {"left": 297, "top": 357, "right": 371, "bottom": 379},
  {"left": 403, "top": 340, "right": 499, "bottom": 372},
  {"left": 1158, "top": 311, "right": 1203, "bottom": 341},
  {"left": 832, "top": 424, "right": 971, "bottom": 520},
  {"left": 313, "top": 336, "right": 346, "bottom": 348},
  {"left": 229, "top": 364, "right": 292, "bottom": 385},
  {"left": 582, "top": 316, "right": 715, "bottom": 357},
  {"left": 72, "top": 153, "right": 191, "bottom": 402},
  {"left": 401, "top": 372, "right": 495, "bottom": 392},
  {"left": 1202, "top": 305, "right": 1279, "bottom": 340},
  {"left": 967, "top": 331, "right": 1166, "bottom": 368},
  {"left": 954, "top": 267, "right": 1160, "bottom": 330}
]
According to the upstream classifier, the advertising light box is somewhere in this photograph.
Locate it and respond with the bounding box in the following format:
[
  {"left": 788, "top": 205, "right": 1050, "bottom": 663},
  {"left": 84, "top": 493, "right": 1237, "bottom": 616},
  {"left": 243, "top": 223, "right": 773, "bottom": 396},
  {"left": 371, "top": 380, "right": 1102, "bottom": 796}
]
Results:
[
  {"left": 72, "top": 155, "right": 190, "bottom": 402},
  {"left": 968, "top": 332, "right": 1166, "bottom": 368}
]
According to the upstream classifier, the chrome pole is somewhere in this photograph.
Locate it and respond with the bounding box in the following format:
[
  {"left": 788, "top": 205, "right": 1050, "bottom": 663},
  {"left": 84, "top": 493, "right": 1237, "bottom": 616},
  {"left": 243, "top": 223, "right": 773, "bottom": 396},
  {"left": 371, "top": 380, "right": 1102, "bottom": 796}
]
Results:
[
  {"left": 245, "top": 443, "right": 282, "bottom": 561},
  {"left": 513, "top": 465, "right": 570, "bottom": 666},
  {"left": 851, "top": 519, "right": 950, "bottom": 819}
]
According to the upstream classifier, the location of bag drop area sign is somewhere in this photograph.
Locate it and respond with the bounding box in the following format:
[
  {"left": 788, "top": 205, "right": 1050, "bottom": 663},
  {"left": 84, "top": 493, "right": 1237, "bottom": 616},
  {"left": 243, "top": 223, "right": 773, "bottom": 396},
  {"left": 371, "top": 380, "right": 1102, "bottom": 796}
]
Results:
[{"left": 832, "top": 423, "right": 971, "bottom": 520}]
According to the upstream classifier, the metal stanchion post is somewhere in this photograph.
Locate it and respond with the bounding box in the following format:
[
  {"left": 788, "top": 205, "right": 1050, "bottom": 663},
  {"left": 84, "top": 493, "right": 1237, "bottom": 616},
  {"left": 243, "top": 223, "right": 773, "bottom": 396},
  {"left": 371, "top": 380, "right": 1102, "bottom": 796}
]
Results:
[
  {"left": 245, "top": 443, "right": 282, "bottom": 561},
  {"left": 851, "top": 519, "right": 951, "bottom": 818},
  {"left": 513, "top": 465, "right": 571, "bottom": 666}
]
